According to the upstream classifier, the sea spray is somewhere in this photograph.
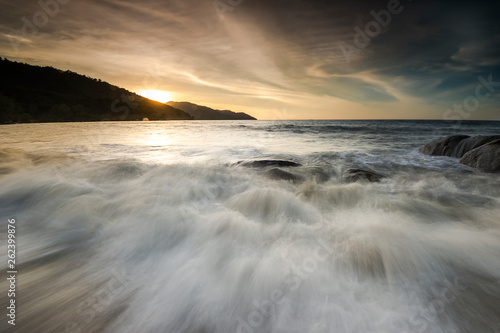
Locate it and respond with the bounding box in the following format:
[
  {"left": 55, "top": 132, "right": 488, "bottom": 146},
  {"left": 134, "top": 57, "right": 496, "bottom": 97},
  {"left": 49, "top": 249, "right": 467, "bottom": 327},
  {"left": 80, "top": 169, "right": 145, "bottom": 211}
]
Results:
[{"left": 0, "top": 120, "right": 499, "bottom": 333}]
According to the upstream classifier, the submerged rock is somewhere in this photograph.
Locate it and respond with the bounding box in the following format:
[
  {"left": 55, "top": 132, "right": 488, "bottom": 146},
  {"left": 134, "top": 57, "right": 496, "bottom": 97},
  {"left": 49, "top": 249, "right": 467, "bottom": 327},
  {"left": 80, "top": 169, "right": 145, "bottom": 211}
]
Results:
[
  {"left": 343, "top": 168, "right": 385, "bottom": 183},
  {"left": 264, "top": 168, "right": 303, "bottom": 182},
  {"left": 235, "top": 159, "right": 301, "bottom": 168},
  {"left": 460, "top": 139, "right": 500, "bottom": 173},
  {"left": 419, "top": 135, "right": 470, "bottom": 157}
]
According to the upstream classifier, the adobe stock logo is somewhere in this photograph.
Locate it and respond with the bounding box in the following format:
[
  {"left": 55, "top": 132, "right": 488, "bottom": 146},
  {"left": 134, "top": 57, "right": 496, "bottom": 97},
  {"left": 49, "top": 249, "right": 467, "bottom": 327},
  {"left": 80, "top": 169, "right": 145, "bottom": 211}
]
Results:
[
  {"left": 213, "top": 0, "right": 243, "bottom": 21},
  {"left": 236, "top": 237, "right": 334, "bottom": 333},
  {"left": 8, "top": 0, "right": 71, "bottom": 53},
  {"left": 443, "top": 74, "right": 500, "bottom": 123},
  {"left": 339, "top": 0, "right": 406, "bottom": 63}
]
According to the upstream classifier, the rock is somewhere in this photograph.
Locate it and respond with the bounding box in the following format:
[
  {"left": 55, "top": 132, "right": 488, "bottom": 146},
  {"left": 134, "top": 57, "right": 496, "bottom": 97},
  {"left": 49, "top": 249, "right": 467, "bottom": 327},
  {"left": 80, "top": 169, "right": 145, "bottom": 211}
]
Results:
[
  {"left": 264, "top": 168, "right": 303, "bottom": 182},
  {"left": 450, "top": 135, "right": 500, "bottom": 158},
  {"left": 419, "top": 135, "right": 470, "bottom": 157},
  {"left": 420, "top": 135, "right": 500, "bottom": 173},
  {"left": 236, "top": 159, "right": 301, "bottom": 168},
  {"left": 343, "top": 168, "right": 385, "bottom": 183},
  {"left": 460, "top": 139, "right": 500, "bottom": 173}
]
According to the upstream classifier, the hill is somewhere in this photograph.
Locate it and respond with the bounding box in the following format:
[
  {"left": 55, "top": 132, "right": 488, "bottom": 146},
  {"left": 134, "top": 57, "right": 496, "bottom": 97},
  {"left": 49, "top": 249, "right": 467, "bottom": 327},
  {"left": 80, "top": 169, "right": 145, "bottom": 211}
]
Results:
[
  {"left": 167, "top": 101, "right": 256, "bottom": 120},
  {"left": 0, "top": 58, "right": 192, "bottom": 123}
]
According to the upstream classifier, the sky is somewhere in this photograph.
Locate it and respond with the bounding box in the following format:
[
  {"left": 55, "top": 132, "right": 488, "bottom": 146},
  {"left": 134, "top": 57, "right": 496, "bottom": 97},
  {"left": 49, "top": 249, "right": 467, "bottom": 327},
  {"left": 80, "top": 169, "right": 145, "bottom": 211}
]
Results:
[{"left": 1, "top": 0, "right": 499, "bottom": 120}]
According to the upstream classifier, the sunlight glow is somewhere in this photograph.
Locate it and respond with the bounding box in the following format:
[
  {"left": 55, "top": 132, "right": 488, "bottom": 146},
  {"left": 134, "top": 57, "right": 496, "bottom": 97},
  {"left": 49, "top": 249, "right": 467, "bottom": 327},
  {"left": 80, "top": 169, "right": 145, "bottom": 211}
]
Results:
[{"left": 137, "top": 90, "right": 172, "bottom": 103}]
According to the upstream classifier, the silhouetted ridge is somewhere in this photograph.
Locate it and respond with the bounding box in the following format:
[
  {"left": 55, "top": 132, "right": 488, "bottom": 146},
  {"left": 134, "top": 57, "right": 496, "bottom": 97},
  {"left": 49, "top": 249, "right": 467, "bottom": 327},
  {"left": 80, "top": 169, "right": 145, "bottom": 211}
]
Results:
[
  {"left": 0, "top": 58, "right": 192, "bottom": 123},
  {"left": 167, "top": 101, "right": 256, "bottom": 120}
]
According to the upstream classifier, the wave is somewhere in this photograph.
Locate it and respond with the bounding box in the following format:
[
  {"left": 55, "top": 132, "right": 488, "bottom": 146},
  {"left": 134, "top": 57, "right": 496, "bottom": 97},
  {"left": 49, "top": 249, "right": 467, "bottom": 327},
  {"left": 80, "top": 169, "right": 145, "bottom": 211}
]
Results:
[{"left": 1, "top": 147, "right": 500, "bottom": 332}]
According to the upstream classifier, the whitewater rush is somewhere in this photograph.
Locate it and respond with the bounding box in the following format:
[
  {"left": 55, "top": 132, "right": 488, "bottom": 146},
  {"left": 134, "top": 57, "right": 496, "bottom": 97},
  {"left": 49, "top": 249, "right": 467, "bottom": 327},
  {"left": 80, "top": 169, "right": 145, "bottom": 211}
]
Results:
[{"left": 7, "top": 218, "right": 17, "bottom": 326}]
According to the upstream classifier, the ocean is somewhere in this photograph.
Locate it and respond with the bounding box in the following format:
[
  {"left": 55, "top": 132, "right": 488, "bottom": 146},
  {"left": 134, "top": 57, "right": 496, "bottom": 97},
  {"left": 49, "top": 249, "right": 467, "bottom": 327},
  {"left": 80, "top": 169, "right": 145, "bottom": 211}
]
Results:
[{"left": 1, "top": 120, "right": 500, "bottom": 333}]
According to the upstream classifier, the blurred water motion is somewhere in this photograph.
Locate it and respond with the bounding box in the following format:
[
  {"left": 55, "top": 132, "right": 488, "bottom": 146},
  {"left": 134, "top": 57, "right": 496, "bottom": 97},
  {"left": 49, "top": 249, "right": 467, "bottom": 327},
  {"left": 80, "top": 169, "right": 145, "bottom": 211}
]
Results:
[{"left": 1, "top": 120, "right": 499, "bottom": 333}]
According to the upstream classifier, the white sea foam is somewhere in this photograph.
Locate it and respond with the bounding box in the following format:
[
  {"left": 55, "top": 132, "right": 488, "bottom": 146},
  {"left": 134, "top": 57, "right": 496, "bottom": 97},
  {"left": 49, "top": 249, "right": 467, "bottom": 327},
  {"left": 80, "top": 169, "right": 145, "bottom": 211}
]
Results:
[{"left": 0, "top": 121, "right": 499, "bottom": 333}]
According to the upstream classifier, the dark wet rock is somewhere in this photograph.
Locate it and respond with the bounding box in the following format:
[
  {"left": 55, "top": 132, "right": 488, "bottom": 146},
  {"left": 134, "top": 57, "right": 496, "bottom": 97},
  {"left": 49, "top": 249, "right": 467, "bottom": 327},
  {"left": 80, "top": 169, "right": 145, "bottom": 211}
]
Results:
[
  {"left": 419, "top": 135, "right": 470, "bottom": 157},
  {"left": 264, "top": 168, "right": 303, "bottom": 182},
  {"left": 460, "top": 139, "right": 500, "bottom": 173},
  {"left": 420, "top": 135, "right": 500, "bottom": 173},
  {"left": 343, "top": 168, "right": 386, "bottom": 183},
  {"left": 451, "top": 135, "right": 500, "bottom": 158},
  {"left": 236, "top": 159, "right": 301, "bottom": 168},
  {"left": 420, "top": 135, "right": 500, "bottom": 158}
]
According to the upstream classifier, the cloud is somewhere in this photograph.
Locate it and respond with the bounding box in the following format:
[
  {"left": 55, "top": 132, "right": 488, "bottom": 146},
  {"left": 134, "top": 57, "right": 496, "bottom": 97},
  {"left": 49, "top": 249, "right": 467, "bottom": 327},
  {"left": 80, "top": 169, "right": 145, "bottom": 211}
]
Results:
[
  {"left": 451, "top": 36, "right": 500, "bottom": 67},
  {"left": 0, "top": 0, "right": 499, "bottom": 119}
]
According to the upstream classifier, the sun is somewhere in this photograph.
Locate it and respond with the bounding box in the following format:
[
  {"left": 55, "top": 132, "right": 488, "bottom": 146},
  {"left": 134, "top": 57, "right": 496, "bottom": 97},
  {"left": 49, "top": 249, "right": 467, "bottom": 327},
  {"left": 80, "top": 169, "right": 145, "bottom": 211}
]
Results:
[{"left": 137, "top": 90, "right": 172, "bottom": 103}]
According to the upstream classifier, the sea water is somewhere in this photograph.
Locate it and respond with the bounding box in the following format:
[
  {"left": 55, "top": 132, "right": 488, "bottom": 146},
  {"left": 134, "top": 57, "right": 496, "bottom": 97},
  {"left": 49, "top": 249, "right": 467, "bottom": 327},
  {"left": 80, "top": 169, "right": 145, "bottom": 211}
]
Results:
[{"left": 0, "top": 120, "right": 499, "bottom": 333}]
